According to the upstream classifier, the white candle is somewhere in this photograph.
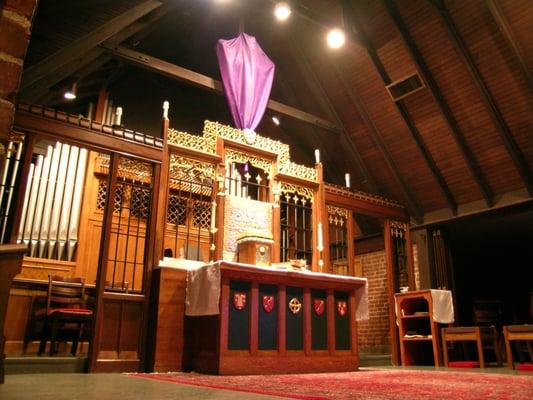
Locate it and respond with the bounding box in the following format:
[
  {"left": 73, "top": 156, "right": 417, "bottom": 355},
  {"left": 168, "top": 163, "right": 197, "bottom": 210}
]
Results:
[
  {"left": 314, "top": 149, "right": 320, "bottom": 164},
  {"left": 236, "top": 173, "right": 242, "bottom": 197},
  {"left": 163, "top": 101, "right": 169, "bottom": 119},
  {"left": 210, "top": 201, "right": 217, "bottom": 231},
  {"left": 115, "top": 107, "right": 123, "bottom": 125},
  {"left": 345, "top": 173, "right": 351, "bottom": 188},
  {"left": 317, "top": 222, "right": 324, "bottom": 251}
]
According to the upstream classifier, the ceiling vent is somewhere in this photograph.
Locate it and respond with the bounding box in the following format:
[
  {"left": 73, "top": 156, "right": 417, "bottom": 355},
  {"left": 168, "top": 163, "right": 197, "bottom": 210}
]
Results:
[{"left": 385, "top": 72, "right": 425, "bottom": 102}]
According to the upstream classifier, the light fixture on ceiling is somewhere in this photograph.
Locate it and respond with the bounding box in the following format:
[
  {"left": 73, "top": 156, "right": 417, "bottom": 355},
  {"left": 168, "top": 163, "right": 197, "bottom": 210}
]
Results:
[
  {"left": 64, "top": 82, "right": 77, "bottom": 100},
  {"left": 272, "top": 116, "right": 280, "bottom": 125},
  {"left": 326, "top": 28, "right": 345, "bottom": 49},
  {"left": 274, "top": 2, "right": 291, "bottom": 21}
]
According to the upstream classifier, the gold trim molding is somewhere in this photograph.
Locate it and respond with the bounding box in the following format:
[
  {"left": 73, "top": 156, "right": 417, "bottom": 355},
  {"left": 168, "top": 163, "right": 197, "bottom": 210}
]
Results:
[
  {"left": 280, "top": 182, "right": 314, "bottom": 202},
  {"left": 225, "top": 148, "right": 272, "bottom": 174}
]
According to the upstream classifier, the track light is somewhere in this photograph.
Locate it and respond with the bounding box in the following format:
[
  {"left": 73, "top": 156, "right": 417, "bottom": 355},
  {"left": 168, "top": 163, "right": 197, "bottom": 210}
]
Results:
[
  {"left": 327, "top": 28, "right": 345, "bottom": 49},
  {"left": 274, "top": 2, "right": 291, "bottom": 21}
]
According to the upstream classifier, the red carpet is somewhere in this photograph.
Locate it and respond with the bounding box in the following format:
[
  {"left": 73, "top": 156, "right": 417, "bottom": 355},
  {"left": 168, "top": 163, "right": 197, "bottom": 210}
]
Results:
[{"left": 130, "top": 368, "right": 533, "bottom": 399}]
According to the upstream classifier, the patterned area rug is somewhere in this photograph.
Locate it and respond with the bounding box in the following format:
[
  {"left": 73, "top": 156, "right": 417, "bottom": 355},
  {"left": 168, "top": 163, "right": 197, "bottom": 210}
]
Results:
[{"left": 130, "top": 368, "right": 533, "bottom": 399}]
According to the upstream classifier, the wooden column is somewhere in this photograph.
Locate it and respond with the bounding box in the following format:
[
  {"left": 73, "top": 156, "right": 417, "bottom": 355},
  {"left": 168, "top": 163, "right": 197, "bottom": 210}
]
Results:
[
  {"left": 0, "top": 244, "right": 27, "bottom": 383},
  {"left": 312, "top": 163, "right": 327, "bottom": 272},
  {"left": 327, "top": 289, "right": 335, "bottom": 355},
  {"left": 278, "top": 284, "right": 286, "bottom": 355},
  {"left": 303, "top": 288, "right": 311, "bottom": 355},
  {"left": 384, "top": 219, "right": 400, "bottom": 365},
  {"left": 250, "top": 282, "right": 259, "bottom": 355},
  {"left": 214, "top": 138, "right": 225, "bottom": 261},
  {"left": 153, "top": 114, "right": 169, "bottom": 263},
  {"left": 347, "top": 210, "right": 355, "bottom": 276},
  {"left": 405, "top": 224, "right": 416, "bottom": 292}
]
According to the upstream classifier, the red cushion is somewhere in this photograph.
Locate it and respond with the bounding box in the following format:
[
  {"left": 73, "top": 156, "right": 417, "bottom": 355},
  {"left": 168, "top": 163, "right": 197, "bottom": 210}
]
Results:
[
  {"left": 49, "top": 308, "right": 93, "bottom": 315},
  {"left": 516, "top": 364, "right": 533, "bottom": 371},
  {"left": 447, "top": 361, "right": 480, "bottom": 368}
]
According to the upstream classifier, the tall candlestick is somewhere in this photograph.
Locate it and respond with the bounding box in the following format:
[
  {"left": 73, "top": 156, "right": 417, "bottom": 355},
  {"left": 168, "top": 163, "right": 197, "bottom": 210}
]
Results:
[
  {"left": 115, "top": 107, "right": 123, "bottom": 125},
  {"left": 314, "top": 149, "right": 320, "bottom": 164},
  {"left": 163, "top": 101, "right": 169, "bottom": 119},
  {"left": 345, "top": 173, "right": 351, "bottom": 188},
  {"left": 317, "top": 222, "right": 324, "bottom": 251},
  {"left": 210, "top": 201, "right": 217, "bottom": 232}
]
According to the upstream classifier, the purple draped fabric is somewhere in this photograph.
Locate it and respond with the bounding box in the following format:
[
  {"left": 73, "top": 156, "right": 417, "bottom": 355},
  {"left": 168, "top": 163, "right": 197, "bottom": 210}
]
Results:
[{"left": 216, "top": 33, "right": 275, "bottom": 131}]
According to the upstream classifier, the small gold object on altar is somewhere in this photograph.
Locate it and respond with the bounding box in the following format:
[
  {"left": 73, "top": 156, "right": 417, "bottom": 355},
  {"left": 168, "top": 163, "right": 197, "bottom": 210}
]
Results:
[
  {"left": 288, "top": 259, "right": 307, "bottom": 271},
  {"left": 236, "top": 230, "right": 273, "bottom": 266}
]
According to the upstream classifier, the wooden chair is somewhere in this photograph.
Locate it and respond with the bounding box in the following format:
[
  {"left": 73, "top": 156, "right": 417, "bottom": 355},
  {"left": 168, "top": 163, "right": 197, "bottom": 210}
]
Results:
[
  {"left": 38, "top": 275, "right": 93, "bottom": 356},
  {"left": 441, "top": 300, "right": 503, "bottom": 368},
  {"left": 504, "top": 325, "right": 533, "bottom": 369}
]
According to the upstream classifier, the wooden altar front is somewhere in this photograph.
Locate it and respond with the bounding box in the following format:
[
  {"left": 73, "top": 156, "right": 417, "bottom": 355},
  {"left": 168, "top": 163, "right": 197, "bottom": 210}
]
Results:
[{"left": 152, "top": 261, "right": 366, "bottom": 375}]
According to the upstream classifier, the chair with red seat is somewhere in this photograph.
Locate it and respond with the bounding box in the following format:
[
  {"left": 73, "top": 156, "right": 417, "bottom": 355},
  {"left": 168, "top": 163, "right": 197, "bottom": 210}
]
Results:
[{"left": 38, "top": 275, "right": 93, "bottom": 356}]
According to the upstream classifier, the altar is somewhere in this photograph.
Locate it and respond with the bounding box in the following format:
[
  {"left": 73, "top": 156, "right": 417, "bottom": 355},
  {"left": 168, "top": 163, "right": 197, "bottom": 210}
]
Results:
[{"left": 152, "top": 259, "right": 367, "bottom": 375}]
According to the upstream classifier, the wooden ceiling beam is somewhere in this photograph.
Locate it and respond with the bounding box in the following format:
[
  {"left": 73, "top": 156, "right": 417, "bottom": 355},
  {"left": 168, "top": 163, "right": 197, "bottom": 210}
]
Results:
[
  {"left": 284, "top": 35, "right": 380, "bottom": 194},
  {"left": 383, "top": 0, "right": 494, "bottom": 207},
  {"left": 20, "top": 1, "right": 176, "bottom": 102},
  {"left": 99, "top": 43, "right": 343, "bottom": 134},
  {"left": 332, "top": 62, "right": 423, "bottom": 223},
  {"left": 21, "top": 0, "right": 162, "bottom": 91},
  {"left": 430, "top": 0, "right": 533, "bottom": 196},
  {"left": 485, "top": 0, "right": 533, "bottom": 92},
  {"left": 345, "top": 3, "right": 458, "bottom": 215}
]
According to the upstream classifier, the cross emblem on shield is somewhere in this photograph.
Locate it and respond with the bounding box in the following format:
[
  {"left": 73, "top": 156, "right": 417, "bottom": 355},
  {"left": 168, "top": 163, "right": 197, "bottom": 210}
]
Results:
[
  {"left": 233, "top": 292, "right": 247, "bottom": 311},
  {"left": 262, "top": 295, "right": 275, "bottom": 313}
]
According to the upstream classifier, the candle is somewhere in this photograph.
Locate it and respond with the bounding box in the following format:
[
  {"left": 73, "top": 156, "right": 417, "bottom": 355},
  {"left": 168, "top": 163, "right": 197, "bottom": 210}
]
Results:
[
  {"left": 345, "top": 173, "right": 351, "bottom": 188},
  {"left": 317, "top": 222, "right": 323, "bottom": 251},
  {"left": 115, "top": 107, "right": 123, "bottom": 125},
  {"left": 314, "top": 149, "right": 320, "bottom": 164},
  {"left": 210, "top": 201, "right": 217, "bottom": 232},
  {"left": 163, "top": 101, "right": 169, "bottom": 119}
]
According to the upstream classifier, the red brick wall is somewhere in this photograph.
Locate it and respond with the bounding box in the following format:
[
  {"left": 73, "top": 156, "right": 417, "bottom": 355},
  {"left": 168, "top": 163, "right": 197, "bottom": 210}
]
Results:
[
  {"left": 356, "top": 244, "right": 420, "bottom": 354},
  {"left": 0, "top": 0, "right": 38, "bottom": 146}
]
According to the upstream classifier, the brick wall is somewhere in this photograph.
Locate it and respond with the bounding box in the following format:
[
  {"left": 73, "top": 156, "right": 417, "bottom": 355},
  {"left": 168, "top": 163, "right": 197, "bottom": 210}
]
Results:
[
  {"left": 0, "top": 0, "right": 38, "bottom": 147},
  {"left": 356, "top": 244, "right": 420, "bottom": 354}
]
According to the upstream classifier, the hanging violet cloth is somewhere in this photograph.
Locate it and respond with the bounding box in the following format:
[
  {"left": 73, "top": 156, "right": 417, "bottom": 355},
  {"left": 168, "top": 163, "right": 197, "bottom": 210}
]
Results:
[{"left": 216, "top": 33, "right": 275, "bottom": 132}]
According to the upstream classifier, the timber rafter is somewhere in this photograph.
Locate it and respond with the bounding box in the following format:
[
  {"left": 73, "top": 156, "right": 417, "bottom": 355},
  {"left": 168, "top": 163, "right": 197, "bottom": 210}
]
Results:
[
  {"left": 344, "top": 2, "right": 458, "bottom": 215},
  {"left": 430, "top": 0, "right": 533, "bottom": 196},
  {"left": 383, "top": 0, "right": 494, "bottom": 207}
]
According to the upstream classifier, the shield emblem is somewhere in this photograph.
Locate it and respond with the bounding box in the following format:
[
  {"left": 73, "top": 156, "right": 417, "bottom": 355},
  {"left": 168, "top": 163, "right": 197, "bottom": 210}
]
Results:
[
  {"left": 313, "top": 299, "right": 325, "bottom": 316},
  {"left": 337, "top": 300, "right": 347, "bottom": 317},
  {"left": 233, "top": 292, "right": 247, "bottom": 311},
  {"left": 262, "top": 295, "right": 275, "bottom": 313}
]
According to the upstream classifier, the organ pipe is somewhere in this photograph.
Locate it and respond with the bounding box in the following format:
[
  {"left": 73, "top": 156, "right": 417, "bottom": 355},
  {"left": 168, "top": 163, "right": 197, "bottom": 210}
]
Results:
[{"left": 17, "top": 142, "right": 87, "bottom": 261}]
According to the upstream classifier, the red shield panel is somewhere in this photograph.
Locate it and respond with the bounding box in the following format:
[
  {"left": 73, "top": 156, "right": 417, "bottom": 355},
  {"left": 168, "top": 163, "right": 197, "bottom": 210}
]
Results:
[
  {"left": 313, "top": 299, "right": 325, "bottom": 316},
  {"left": 337, "top": 300, "right": 347, "bottom": 317},
  {"left": 233, "top": 292, "right": 247, "bottom": 310},
  {"left": 262, "top": 295, "right": 275, "bottom": 313}
]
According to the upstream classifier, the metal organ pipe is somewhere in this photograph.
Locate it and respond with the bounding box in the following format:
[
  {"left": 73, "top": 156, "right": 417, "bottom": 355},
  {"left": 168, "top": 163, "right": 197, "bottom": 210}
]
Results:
[
  {"left": 30, "top": 146, "right": 53, "bottom": 257},
  {"left": 17, "top": 142, "right": 87, "bottom": 261},
  {"left": 67, "top": 148, "right": 87, "bottom": 261},
  {"left": 1, "top": 141, "right": 23, "bottom": 242},
  {"left": 17, "top": 163, "right": 33, "bottom": 245},
  {"left": 39, "top": 142, "right": 61, "bottom": 258},
  {"left": 57, "top": 146, "right": 79, "bottom": 260},
  {"left": 23, "top": 154, "right": 43, "bottom": 254}
]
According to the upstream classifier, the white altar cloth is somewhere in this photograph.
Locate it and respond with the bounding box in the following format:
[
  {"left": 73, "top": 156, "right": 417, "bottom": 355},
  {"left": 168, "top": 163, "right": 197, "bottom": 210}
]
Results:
[
  {"left": 158, "top": 259, "right": 369, "bottom": 319},
  {"left": 395, "top": 289, "right": 454, "bottom": 324}
]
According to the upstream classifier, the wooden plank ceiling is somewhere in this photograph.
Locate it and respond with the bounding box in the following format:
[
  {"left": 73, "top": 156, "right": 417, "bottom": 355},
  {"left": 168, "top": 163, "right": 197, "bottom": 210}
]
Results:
[{"left": 18, "top": 0, "right": 533, "bottom": 224}]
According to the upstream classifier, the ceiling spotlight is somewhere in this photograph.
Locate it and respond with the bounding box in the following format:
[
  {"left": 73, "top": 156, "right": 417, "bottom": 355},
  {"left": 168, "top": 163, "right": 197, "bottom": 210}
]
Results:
[
  {"left": 274, "top": 2, "right": 291, "bottom": 21},
  {"left": 64, "top": 82, "right": 77, "bottom": 100},
  {"left": 327, "top": 28, "right": 346, "bottom": 49},
  {"left": 272, "top": 116, "right": 280, "bottom": 125}
]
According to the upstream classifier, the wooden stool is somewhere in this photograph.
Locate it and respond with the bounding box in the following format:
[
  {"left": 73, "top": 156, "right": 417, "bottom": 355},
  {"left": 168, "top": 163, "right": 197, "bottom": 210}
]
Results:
[
  {"left": 442, "top": 326, "right": 501, "bottom": 368},
  {"left": 503, "top": 325, "right": 533, "bottom": 369}
]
